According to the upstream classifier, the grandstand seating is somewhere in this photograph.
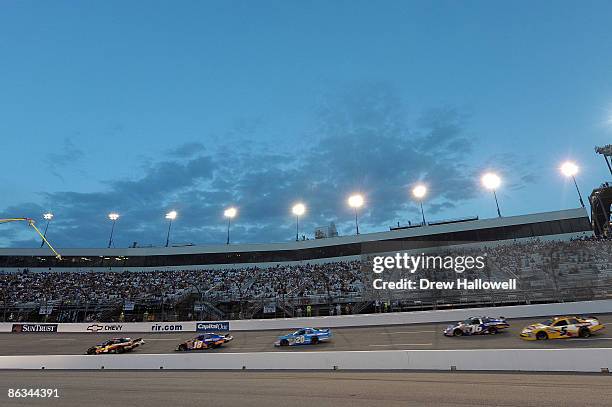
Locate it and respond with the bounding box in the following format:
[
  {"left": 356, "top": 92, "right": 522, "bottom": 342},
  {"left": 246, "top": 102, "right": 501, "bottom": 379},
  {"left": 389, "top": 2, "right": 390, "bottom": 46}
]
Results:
[{"left": 1, "top": 238, "right": 610, "bottom": 323}]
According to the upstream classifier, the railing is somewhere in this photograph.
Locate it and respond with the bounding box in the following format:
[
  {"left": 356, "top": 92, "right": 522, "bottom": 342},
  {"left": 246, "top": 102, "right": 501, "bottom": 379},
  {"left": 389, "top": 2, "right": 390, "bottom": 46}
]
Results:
[{"left": 2, "top": 281, "right": 612, "bottom": 323}]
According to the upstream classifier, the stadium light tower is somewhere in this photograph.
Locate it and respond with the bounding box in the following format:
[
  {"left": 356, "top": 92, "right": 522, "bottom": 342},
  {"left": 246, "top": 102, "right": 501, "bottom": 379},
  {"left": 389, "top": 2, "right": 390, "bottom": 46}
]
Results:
[
  {"left": 165, "top": 210, "right": 177, "bottom": 247},
  {"left": 481, "top": 172, "right": 502, "bottom": 217},
  {"left": 40, "top": 212, "right": 54, "bottom": 248},
  {"left": 348, "top": 194, "right": 364, "bottom": 235},
  {"left": 224, "top": 207, "right": 237, "bottom": 244},
  {"left": 107, "top": 213, "right": 120, "bottom": 248},
  {"left": 292, "top": 203, "right": 306, "bottom": 241},
  {"left": 595, "top": 145, "right": 612, "bottom": 176},
  {"left": 560, "top": 161, "right": 585, "bottom": 208},
  {"left": 412, "top": 184, "right": 428, "bottom": 225}
]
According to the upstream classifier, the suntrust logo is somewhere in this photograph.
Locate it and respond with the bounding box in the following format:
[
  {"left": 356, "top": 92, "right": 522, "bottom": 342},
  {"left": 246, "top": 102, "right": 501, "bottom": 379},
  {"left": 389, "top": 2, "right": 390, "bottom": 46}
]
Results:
[
  {"left": 11, "top": 324, "right": 58, "bottom": 333},
  {"left": 151, "top": 323, "right": 183, "bottom": 331}
]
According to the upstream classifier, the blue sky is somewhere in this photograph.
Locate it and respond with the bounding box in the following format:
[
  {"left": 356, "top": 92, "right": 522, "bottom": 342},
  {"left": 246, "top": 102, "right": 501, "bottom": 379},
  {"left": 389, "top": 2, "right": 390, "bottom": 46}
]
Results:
[{"left": 1, "top": 1, "right": 611, "bottom": 248}]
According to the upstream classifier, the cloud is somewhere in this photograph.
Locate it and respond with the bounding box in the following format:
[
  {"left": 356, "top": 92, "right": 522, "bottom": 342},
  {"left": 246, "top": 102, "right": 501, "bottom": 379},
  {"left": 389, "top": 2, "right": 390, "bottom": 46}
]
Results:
[
  {"left": 167, "top": 142, "right": 206, "bottom": 158},
  {"left": 44, "top": 138, "right": 85, "bottom": 181},
  {"left": 1, "top": 83, "right": 538, "bottom": 248}
]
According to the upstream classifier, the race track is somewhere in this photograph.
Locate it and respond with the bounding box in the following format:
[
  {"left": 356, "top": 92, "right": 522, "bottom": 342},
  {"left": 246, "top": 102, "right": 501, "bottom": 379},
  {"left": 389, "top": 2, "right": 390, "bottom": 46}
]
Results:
[
  {"left": 1, "top": 314, "right": 611, "bottom": 355},
  {"left": 2, "top": 371, "right": 612, "bottom": 407}
]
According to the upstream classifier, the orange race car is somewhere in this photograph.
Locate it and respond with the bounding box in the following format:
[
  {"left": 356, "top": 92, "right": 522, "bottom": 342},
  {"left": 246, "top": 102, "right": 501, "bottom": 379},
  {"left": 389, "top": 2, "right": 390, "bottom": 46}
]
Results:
[{"left": 86, "top": 337, "right": 145, "bottom": 354}]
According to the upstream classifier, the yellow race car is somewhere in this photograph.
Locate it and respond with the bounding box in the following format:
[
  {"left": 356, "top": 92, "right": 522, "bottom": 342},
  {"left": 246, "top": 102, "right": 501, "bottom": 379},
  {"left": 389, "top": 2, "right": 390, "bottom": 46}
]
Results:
[{"left": 520, "top": 316, "right": 605, "bottom": 340}]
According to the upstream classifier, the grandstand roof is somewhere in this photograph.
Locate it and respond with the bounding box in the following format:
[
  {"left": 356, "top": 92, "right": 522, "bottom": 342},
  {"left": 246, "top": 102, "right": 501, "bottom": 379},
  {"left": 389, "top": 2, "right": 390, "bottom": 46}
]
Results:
[{"left": 0, "top": 208, "right": 590, "bottom": 259}]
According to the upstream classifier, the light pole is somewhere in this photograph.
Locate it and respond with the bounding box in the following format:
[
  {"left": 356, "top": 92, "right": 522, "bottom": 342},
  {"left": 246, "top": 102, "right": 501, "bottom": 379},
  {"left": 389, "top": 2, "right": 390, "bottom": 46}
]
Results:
[
  {"left": 412, "top": 184, "right": 427, "bottom": 225},
  {"left": 224, "top": 207, "right": 237, "bottom": 244},
  {"left": 40, "top": 213, "right": 53, "bottom": 247},
  {"left": 107, "top": 213, "right": 119, "bottom": 248},
  {"left": 292, "top": 203, "right": 306, "bottom": 241},
  {"left": 560, "top": 161, "right": 585, "bottom": 208},
  {"left": 165, "top": 210, "right": 177, "bottom": 247},
  {"left": 348, "top": 194, "right": 364, "bottom": 235},
  {"left": 481, "top": 172, "right": 502, "bottom": 217}
]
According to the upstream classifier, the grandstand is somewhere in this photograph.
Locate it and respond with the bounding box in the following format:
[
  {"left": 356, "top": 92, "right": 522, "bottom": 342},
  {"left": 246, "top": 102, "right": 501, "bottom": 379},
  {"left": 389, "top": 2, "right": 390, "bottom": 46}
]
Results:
[
  {"left": 1, "top": 207, "right": 610, "bottom": 323},
  {"left": 0, "top": 208, "right": 592, "bottom": 270}
]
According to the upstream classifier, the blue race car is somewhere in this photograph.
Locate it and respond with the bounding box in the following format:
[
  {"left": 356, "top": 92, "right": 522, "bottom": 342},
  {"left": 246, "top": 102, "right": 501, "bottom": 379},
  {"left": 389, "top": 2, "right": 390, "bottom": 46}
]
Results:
[
  {"left": 443, "top": 316, "right": 510, "bottom": 337},
  {"left": 274, "top": 327, "right": 332, "bottom": 346}
]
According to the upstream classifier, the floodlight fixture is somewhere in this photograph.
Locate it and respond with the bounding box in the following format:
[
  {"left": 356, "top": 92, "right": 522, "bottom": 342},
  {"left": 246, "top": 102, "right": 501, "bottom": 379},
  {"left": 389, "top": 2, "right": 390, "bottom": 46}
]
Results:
[
  {"left": 292, "top": 203, "right": 306, "bottom": 241},
  {"left": 412, "top": 184, "right": 428, "bottom": 225},
  {"left": 481, "top": 172, "right": 502, "bottom": 217},
  {"left": 165, "top": 210, "right": 178, "bottom": 247},
  {"left": 347, "top": 194, "right": 364, "bottom": 234},
  {"left": 224, "top": 207, "right": 237, "bottom": 244},
  {"left": 560, "top": 161, "right": 585, "bottom": 208},
  {"left": 40, "top": 212, "right": 54, "bottom": 247}
]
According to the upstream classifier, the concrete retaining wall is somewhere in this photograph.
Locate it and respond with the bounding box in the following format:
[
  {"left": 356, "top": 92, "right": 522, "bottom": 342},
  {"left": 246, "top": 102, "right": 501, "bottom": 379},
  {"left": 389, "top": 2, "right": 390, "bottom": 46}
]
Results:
[
  {"left": 0, "top": 348, "right": 610, "bottom": 372},
  {"left": 230, "top": 299, "right": 612, "bottom": 330}
]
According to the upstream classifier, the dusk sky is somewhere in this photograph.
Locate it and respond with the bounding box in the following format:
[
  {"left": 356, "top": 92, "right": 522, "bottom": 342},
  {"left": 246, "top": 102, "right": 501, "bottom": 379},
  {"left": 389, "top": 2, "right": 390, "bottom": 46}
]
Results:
[{"left": 1, "top": 1, "right": 611, "bottom": 248}]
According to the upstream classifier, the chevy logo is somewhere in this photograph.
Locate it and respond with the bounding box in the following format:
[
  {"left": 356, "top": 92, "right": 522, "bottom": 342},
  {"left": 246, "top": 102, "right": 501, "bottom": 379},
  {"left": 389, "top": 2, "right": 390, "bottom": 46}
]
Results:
[{"left": 87, "top": 324, "right": 104, "bottom": 332}]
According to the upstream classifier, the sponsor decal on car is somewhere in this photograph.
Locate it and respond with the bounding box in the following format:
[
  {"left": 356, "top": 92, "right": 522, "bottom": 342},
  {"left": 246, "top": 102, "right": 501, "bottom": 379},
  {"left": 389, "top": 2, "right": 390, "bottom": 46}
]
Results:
[
  {"left": 11, "top": 324, "right": 58, "bottom": 333},
  {"left": 151, "top": 323, "right": 183, "bottom": 332},
  {"left": 196, "top": 322, "right": 230, "bottom": 332},
  {"left": 87, "top": 324, "right": 123, "bottom": 332}
]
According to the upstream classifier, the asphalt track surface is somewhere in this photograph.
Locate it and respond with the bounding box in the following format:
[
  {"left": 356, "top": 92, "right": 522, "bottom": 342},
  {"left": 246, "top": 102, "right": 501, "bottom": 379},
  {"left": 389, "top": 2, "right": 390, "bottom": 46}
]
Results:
[
  {"left": 1, "top": 371, "right": 612, "bottom": 407},
  {"left": 1, "top": 314, "right": 612, "bottom": 355}
]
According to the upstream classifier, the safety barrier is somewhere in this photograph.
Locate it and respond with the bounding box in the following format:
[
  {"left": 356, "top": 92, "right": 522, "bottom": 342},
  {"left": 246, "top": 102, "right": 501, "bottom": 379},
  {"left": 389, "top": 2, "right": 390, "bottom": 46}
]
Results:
[
  {"left": 0, "top": 348, "right": 610, "bottom": 372},
  {"left": 2, "top": 299, "right": 612, "bottom": 333},
  {"left": 230, "top": 299, "right": 612, "bottom": 330}
]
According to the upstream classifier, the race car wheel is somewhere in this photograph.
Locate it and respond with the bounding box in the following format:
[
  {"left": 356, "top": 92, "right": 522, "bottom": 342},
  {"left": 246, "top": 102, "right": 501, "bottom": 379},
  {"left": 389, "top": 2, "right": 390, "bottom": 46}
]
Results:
[
  {"left": 453, "top": 329, "right": 463, "bottom": 337},
  {"left": 116, "top": 347, "right": 125, "bottom": 354},
  {"left": 536, "top": 331, "right": 548, "bottom": 340},
  {"left": 178, "top": 344, "right": 187, "bottom": 351},
  {"left": 280, "top": 339, "right": 289, "bottom": 346},
  {"left": 579, "top": 328, "right": 591, "bottom": 338},
  {"left": 311, "top": 336, "right": 319, "bottom": 345},
  {"left": 487, "top": 327, "right": 498, "bottom": 335}
]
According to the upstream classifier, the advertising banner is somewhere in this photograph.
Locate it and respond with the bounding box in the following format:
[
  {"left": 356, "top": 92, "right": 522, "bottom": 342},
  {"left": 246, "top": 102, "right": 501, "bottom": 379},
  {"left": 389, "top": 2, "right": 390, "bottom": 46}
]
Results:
[
  {"left": 11, "top": 324, "right": 58, "bottom": 333},
  {"left": 0, "top": 322, "right": 197, "bottom": 333},
  {"left": 38, "top": 305, "right": 53, "bottom": 315},
  {"left": 264, "top": 302, "right": 276, "bottom": 314},
  {"left": 196, "top": 321, "right": 230, "bottom": 332}
]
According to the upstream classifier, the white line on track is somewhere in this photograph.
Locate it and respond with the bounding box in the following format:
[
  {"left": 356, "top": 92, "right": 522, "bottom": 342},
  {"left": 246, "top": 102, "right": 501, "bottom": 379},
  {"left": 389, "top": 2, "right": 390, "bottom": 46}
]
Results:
[
  {"left": 567, "top": 337, "right": 612, "bottom": 341},
  {"left": 381, "top": 330, "right": 436, "bottom": 335},
  {"left": 39, "top": 338, "right": 77, "bottom": 341},
  {"left": 369, "top": 343, "right": 433, "bottom": 347},
  {"left": 143, "top": 338, "right": 183, "bottom": 341}
]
